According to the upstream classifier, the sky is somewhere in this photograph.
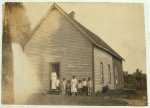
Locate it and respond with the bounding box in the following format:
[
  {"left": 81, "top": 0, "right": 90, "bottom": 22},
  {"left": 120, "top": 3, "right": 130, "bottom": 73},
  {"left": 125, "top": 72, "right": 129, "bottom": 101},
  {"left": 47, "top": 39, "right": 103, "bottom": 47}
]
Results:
[{"left": 23, "top": 2, "right": 146, "bottom": 74}]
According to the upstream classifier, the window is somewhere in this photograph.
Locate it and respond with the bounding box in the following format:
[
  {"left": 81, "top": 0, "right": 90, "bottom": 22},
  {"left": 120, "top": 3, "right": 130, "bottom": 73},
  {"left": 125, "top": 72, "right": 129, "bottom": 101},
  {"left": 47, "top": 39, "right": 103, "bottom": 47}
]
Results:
[
  {"left": 100, "top": 62, "right": 104, "bottom": 83},
  {"left": 114, "top": 67, "right": 118, "bottom": 85},
  {"left": 108, "top": 64, "right": 111, "bottom": 83}
]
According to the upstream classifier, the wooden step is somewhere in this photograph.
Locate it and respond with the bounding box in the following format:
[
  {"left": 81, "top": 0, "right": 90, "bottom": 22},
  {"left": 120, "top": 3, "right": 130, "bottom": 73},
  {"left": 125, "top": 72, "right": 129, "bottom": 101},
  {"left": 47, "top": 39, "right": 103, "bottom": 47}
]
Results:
[{"left": 47, "top": 89, "right": 61, "bottom": 95}]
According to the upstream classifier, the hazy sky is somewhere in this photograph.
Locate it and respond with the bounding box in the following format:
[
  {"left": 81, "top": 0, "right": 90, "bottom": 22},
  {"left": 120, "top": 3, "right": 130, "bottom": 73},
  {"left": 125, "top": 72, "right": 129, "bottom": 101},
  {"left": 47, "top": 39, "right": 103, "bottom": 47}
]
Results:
[{"left": 23, "top": 2, "right": 146, "bottom": 74}]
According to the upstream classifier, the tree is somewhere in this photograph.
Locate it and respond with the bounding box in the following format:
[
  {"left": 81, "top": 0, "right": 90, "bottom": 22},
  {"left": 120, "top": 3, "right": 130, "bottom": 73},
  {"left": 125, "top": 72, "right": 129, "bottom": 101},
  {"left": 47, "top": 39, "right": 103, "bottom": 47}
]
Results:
[
  {"left": 2, "top": 2, "right": 31, "bottom": 104},
  {"left": 5, "top": 2, "right": 31, "bottom": 44},
  {"left": 134, "top": 68, "right": 142, "bottom": 83},
  {"left": 135, "top": 68, "right": 142, "bottom": 75},
  {"left": 123, "top": 68, "right": 147, "bottom": 90}
]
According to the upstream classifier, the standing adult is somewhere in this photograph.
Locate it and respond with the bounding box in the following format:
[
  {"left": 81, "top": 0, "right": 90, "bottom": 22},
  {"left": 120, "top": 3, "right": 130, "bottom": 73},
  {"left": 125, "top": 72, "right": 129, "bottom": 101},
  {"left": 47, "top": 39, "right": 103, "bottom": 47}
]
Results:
[
  {"left": 71, "top": 75, "right": 77, "bottom": 96},
  {"left": 51, "top": 71, "right": 57, "bottom": 90}
]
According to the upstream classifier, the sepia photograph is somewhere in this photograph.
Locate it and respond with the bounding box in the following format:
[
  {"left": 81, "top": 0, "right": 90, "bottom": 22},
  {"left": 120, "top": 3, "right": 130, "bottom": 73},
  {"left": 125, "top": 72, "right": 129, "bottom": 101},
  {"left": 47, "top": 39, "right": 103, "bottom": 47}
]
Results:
[{"left": 1, "top": 2, "right": 148, "bottom": 106}]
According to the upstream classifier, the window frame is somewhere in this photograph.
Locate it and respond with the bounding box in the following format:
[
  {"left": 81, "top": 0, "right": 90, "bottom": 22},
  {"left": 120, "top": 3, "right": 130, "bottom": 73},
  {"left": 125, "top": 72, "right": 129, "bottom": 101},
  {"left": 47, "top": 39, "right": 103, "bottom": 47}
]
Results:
[
  {"left": 108, "top": 64, "right": 111, "bottom": 83},
  {"left": 100, "top": 62, "right": 104, "bottom": 84}
]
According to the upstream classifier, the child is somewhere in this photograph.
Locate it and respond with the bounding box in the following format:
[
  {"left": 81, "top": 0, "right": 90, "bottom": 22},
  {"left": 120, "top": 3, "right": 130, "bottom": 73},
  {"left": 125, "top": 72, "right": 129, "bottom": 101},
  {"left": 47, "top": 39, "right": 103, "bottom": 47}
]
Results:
[
  {"left": 102, "top": 85, "right": 109, "bottom": 94},
  {"left": 87, "top": 77, "right": 93, "bottom": 95},
  {"left": 77, "top": 80, "right": 82, "bottom": 95},
  {"left": 56, "top": 77, "right": 60, "bottom": 90},
  {"left": 66, "top": 80, "right": 71, "bottom": 95},
  {"left": 82, "top": 78, "right": 87, "bottom": 95},
  {"left": 71, "top": 75, "right": 77, "bottom": 96},
  {"left": 61, "top": 77, "right": 66, "bottom": 95}
]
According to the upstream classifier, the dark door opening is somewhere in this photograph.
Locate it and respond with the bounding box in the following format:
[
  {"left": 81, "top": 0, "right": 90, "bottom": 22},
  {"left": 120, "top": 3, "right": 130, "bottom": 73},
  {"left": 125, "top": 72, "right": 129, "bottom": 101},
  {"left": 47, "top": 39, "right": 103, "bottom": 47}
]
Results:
[{"left": 49, "top": 62, "right": 60, "bottom": 89}]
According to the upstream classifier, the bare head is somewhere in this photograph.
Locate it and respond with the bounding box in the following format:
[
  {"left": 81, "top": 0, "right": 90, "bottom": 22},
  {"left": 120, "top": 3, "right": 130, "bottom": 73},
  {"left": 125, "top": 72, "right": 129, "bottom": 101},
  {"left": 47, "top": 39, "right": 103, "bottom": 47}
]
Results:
[
  {"left": 73, "top": 75, "right": 76, "bottom": 79},
  {"left": 67, "top": 80, "right": 70, "bottom": 83},
  {"left": 88, "top": 77, "right": 91, "bottom": 81},
  {"left": 63, "top": 77, "right": 66, "bottom": 81},
  {"left": 78, "top": 80, "right": 81, "bottom": 83},
  {"left": 83, "top": 78, "right": 86, "bottom": 81}
]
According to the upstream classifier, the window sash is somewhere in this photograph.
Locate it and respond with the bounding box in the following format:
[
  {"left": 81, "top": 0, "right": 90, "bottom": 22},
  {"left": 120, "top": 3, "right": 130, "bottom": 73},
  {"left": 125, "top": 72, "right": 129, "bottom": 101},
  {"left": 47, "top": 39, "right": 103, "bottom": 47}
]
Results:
[{"left": 100, "top": 62, "right": 104, "bottom": 83}]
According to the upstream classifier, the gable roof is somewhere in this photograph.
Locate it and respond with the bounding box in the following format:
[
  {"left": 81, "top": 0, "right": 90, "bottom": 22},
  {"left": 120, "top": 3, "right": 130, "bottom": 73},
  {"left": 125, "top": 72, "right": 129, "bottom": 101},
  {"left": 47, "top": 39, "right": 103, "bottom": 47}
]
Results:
[{"left": 22, "top": 3, "right": 124, "bottom": 61}]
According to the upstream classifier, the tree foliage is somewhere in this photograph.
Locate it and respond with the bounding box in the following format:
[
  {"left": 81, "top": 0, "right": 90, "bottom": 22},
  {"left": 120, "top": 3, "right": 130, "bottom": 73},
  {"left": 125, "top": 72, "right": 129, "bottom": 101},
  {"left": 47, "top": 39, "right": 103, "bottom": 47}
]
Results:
[
  {"left": 5, "top": 2, "right": 31, "bottom": 44},
  {"left": 123, "top": 68, "right": 147, "bottom": 90}
]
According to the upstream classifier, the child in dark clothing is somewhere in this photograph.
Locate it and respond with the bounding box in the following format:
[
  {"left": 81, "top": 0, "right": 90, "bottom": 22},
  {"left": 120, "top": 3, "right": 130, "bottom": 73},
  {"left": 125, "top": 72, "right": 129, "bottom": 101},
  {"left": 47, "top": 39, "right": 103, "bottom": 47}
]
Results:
[
  {"left": 66, "top": 80, "right": 71, "bottom": 95},
  {"left": 82, "top": 78, "right": 88, "bottom": 95}
]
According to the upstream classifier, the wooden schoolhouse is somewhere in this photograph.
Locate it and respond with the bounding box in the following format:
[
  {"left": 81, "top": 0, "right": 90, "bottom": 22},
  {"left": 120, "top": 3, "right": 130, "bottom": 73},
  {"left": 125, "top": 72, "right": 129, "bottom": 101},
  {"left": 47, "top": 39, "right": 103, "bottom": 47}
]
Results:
[{"left": 22, "top": 3, "right": 124, "bottom": 93}]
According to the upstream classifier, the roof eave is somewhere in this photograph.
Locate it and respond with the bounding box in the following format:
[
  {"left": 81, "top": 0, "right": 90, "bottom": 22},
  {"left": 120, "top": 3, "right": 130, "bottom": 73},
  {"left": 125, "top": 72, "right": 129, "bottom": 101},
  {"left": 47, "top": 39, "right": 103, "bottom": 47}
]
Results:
[
  {"left": 94, "top": 43, "right": 125, "bottom": 61},
  {"left": 22, "top": 3, "right": 125, "bottom": 61}
]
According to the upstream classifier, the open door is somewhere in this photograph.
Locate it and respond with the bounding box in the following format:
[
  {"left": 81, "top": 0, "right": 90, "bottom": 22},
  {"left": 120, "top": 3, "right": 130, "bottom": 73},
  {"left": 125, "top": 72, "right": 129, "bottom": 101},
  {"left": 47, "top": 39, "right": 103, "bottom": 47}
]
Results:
[{"left": 49, "top": 62, "right": 60, "bottom": 89}]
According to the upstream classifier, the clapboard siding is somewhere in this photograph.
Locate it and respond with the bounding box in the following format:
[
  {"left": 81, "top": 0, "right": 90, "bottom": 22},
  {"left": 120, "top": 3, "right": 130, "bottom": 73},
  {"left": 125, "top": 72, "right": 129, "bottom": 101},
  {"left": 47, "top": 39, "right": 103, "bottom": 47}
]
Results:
[
  {"left": 94, "top": 46, "right": 115, "bottom": 92},
  {"left": 24, "top": 9, "right": 93, "bottom": 92}
]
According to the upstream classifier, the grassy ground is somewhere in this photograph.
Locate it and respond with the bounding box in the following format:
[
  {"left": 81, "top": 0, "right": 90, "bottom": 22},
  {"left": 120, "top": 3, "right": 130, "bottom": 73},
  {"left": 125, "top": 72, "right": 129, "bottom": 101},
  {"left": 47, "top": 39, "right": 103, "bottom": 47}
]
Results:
[
  {"left": 17, "top": 89, "right": 147, "bottom": 106},
  {"left": 24, "top": 94, "right": 128, "bottom": 106}
]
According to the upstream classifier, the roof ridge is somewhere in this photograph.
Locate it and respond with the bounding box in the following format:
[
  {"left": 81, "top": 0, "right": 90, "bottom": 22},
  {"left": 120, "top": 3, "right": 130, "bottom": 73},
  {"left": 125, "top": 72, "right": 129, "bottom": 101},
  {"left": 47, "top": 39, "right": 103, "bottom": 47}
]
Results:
[
  {"left": 22, "top": 3, "right": 124, "bottom": 60},
  {"left": 72, "top": 19, "right": 124, "bottom": 60}
]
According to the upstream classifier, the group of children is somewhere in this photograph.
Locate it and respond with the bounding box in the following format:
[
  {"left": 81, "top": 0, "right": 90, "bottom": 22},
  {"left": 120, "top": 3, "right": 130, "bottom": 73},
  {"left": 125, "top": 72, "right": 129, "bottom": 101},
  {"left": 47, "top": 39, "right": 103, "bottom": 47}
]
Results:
[{"left": 55, "top": 75, "right": 93, "bottom": 96}]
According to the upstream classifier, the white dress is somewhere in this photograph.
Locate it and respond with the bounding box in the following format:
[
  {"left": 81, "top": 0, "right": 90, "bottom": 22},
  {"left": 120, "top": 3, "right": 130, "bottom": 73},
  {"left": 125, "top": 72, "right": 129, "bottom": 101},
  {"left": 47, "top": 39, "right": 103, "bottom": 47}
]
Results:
[
  {"left": 71, "top": 78, "right": 77, "bottom": 92},
  {"left": 56, "top": 79, "right": 60, "bottom": 88},
  {"left": 62, "top": 80, "right": 66, "bottom": 95},
  {"left": 51, "top": 72, "right": 57, "bottom": 89}
]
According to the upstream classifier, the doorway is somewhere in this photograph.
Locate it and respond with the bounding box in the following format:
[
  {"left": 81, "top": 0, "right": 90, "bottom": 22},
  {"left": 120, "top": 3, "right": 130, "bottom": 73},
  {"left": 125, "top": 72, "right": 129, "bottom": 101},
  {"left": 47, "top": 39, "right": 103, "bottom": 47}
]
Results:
[{"left": 49, "top": 62, "right": 60, "bottom": 89}]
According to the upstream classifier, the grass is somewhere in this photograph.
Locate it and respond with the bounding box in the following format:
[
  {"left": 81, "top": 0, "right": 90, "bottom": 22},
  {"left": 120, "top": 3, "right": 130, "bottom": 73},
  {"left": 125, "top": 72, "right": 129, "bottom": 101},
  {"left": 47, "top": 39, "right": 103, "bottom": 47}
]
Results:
[
  {"left": 24, "top": 94, "right": 128, "bottom": 106},
  {"left": 16, "top": 89, "right": 147, "bottom": 106}
]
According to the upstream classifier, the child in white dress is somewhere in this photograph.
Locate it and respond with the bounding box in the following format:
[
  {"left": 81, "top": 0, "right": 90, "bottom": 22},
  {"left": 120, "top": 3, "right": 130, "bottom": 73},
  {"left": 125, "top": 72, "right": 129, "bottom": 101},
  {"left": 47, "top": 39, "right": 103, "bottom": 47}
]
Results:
[
  {"left": 77, "top": 80, "right": 82, "bottom": 95},
  {"left": 56, "top": 77, "right": 60, "bottom": 90},
  {"left": 61, "top": 77, "right": 66, "bottom": 95},
  {"left": 87, "top": 77, "right": 93, "bottom": 95}
]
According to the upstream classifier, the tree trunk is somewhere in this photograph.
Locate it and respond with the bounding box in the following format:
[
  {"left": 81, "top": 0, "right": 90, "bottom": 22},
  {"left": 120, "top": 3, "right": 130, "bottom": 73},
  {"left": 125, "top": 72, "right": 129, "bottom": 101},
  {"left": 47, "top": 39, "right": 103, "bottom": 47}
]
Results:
[{"left": 1, "top": 4, "right": 14, "bottom": 104}]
